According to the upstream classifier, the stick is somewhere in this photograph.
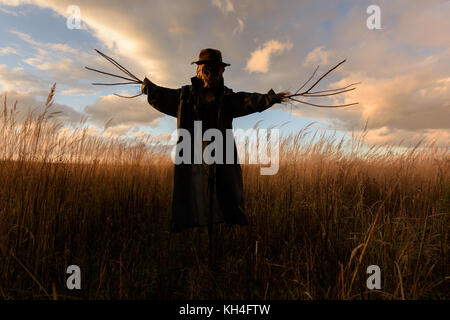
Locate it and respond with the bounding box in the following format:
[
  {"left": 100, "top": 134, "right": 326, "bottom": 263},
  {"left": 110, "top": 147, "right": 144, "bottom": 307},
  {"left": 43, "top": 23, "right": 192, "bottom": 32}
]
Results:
[
  {"left": 289, "top": 97, "right": 359, "bottom": 108},
  {"left": 94, "top": 49, "right": 142, "bottom": 83},
  {"left": 86, "top": 50, "right": 145, "bottom": 98},
  {"left": 307, "top": 82, "right": 361, "bottom": 95},
  {"left": 95, "top": 49, "right": 137, "bottom": 79},
  {"left": 113, "top": 93, "right": 144, "bottom": 99},
  {"left": 85, "top": 66, "right": 138, "bottom": 83},
  {"left": 300, "top": 87, "right": 356, "bottom": 97},
  {"left": 92, "top": 81, "right": 140, "bottom": 86},
  {"left": 304, "top": 59, "right": 347, "bottom": 94},
  {"left": 293, "top": 65, "right": 319, "bottom": 95}
]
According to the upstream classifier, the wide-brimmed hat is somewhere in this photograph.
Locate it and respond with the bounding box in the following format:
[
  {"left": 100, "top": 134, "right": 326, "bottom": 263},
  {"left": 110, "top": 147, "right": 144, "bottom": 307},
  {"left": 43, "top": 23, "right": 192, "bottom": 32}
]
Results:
[{"left": 191, "top": 48, "right": 230, "bottom": 67}]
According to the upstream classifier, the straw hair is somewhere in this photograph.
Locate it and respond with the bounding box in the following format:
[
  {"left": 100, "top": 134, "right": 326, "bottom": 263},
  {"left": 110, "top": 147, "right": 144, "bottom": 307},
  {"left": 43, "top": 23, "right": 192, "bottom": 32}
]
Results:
[{"left": 196, "top": 63, "right": 225, "bottom": 88}]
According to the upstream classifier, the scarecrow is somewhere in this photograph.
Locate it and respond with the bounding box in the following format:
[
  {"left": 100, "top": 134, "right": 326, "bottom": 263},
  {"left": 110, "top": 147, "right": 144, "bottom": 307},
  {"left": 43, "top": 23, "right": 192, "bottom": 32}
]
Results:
[
  {"left": 86, "top": 48, "right": 358, "bottom": 263},
  {"left": 140, "top": 48, "right": 290, "bottom": 235}
]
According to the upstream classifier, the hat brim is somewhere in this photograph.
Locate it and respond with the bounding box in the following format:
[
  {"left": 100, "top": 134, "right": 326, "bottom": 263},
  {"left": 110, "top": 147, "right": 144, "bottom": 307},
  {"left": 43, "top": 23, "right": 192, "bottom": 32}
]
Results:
[{"left": 191, "top": 60, "right": 230, "bottom": 67}]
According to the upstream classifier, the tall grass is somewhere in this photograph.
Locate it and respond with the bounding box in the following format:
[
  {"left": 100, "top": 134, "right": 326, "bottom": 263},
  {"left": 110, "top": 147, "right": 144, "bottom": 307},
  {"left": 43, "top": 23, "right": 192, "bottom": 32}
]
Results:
[{"left": 0, "top": 87, "right": 448, "bottom": 299}]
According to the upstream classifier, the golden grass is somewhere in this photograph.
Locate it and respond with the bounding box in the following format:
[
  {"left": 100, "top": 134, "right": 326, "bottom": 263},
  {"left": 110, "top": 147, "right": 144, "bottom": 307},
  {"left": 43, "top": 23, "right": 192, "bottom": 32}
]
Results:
[{"left": 0, "top": 87, "right": 448, "bottom": 299}]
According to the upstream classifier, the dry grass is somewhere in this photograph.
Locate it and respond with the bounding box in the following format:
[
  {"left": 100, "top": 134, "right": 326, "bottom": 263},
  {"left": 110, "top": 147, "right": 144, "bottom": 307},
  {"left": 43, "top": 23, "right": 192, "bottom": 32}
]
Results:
[{"left": 0, "top": 87, "right": 448, "bottom": 300}]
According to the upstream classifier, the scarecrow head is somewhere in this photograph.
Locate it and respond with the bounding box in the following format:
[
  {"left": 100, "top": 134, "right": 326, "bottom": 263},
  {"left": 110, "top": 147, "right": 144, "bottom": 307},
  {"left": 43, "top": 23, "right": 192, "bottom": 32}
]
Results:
[{"left": 192, "top": 48, "right": 230, "bottom": 89}]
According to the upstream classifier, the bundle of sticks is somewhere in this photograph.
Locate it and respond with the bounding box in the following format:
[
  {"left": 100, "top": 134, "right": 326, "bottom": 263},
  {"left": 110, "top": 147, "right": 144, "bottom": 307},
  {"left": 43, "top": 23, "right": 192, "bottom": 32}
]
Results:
[
  {"left": 85, "top": 49, "right": 143, "bottom": 98},
  {"left": 86, "top": 49, "right": 359, "bottom": 107},
  {"left": 284, "top": 59, "right": 359, "bottom": 108}
]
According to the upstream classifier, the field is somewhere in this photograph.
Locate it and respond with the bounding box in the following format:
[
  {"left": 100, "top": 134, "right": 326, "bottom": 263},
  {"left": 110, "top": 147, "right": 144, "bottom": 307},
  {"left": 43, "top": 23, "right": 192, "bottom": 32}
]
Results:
[{"left": 0, "top": 87, "right": 448, "bottom": 299}]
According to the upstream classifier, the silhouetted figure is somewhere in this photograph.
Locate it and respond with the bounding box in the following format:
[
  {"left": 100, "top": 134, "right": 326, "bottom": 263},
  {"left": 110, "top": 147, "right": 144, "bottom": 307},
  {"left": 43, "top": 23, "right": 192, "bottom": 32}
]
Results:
[{"left": 141, "top": 49, "right": 286, "bottom": 239}]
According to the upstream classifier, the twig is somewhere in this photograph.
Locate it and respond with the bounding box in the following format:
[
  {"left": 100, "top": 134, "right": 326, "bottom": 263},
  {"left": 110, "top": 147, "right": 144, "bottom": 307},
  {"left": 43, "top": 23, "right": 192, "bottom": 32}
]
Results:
[
  {"left": 92, "top": 82, "right": 139, "bottom": 86},
  {"left": 289, "top": 97, "right": 358, "bottom": 108},
  {"left": 301, "top": 87, "right": 356, "bottom": 97},
  {"left": 304, "top": 59, "right": 347, "bottom": 94},
  {"left": 293, "top": 65, "right": 319, "bottom": 95},
  {"left": 285, "top": 59, "right": 359, "bottom": 108},
  {"left": 94, "top": 49, "right": 142, "bottom": 83},
  {"left": 85, "top": 66, "right": 138, "bottom": 83},
  {"left": 113, "top": 93, "right": 144, "bottom": 99},
  {"left": 86, "top": 50, "right": 145, "bottom": 99},
  {"left": 307, "top": 82, "right": 361, "bottom": 95}
]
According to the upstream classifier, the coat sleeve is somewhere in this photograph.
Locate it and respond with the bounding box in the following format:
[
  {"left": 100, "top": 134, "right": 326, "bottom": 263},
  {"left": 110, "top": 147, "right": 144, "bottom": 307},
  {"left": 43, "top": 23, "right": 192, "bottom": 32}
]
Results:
[
  {"left": 143, "top": 78, "right": 181, "bottom": 118},
  {"left": 226, "top": 88, "right": 282, "bottom": 118}
]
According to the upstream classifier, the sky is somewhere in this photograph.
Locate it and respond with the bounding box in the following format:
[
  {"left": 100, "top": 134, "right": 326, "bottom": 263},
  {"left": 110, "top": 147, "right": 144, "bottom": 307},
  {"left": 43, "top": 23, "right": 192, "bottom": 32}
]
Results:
[{"left": 0, "top": 0, "right": 449, "bottom": 148}]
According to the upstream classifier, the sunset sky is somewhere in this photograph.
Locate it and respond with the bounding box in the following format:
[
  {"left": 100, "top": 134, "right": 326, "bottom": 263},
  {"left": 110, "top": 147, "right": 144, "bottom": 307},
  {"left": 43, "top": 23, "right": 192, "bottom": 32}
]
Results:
[{"left": 0, "top": 0, "right": 449, "bottom": 147}]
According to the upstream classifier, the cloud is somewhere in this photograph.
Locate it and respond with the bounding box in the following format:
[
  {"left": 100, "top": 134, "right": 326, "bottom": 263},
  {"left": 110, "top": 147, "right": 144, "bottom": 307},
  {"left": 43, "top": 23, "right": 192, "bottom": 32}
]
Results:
[
  {"left": 233, "top": 17, "right": 244, "bottom": 35},
  {"left": 0, "top": 4, "right": 18, "bottom": 15},
  {"left": 0, "top": 64, "right": 48, "bottom": 94},
  {"left": 286, "top": 1, "right": 450, "bottom": 147},
  {"left": 0, "top": 64, "right": 86, "bottom": 126},
  {"left": 245, "top": 40, "right": 293, "bottom": 73},
  {"left": 0, "top": 46, "right": 19, "bottom": 55},
  {"left": 303, "top": 46, "right": 331, "bottom": 67},
  {"left": 292, "top": 68, "right": 450, "bottom": 147},
  {"left": 0, "top": 89, "right": 84, "bottom": 124},
  {"left": 9, "top": 30, "right": 97, "bottom": 96},
  {"left": 0, "top": 0, "right": 449, "bottom": 148},
  {"left": 0, "top": 0, "right": 35, "bottom": 5},
  {"left": 2, "top": 0, "right": 292, "bottom": 88},
  {"left": 211, "top": 0, "right": 244, "bottom": 36},
  {"left": 211, "top": 0, "right": 234, "bottom": 14},
  {"left": 391, "top": 1, "right": 450, "bottom": 48},
  {"left": 84, "top": 94, "right": 162, "bottom": 128},
  {"left": 10, "top": 29, "right": 77, "bottom": 54}
]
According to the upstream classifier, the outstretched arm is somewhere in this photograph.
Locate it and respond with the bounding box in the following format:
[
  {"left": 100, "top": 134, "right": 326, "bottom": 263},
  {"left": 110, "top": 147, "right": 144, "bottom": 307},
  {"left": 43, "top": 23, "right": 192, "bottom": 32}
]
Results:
[
  {"left": 141, "top": 77, "right": 180, "bottom": 117},
  {"left": 227, "top": 89, "right": 289, "bottom": 118}
]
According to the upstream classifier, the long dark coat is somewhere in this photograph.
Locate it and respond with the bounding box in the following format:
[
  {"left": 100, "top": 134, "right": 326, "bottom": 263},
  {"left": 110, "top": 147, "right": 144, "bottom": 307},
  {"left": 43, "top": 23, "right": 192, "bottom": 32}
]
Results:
[{"left": 143, "top": 76, "right": 281, "bottom": 232}]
